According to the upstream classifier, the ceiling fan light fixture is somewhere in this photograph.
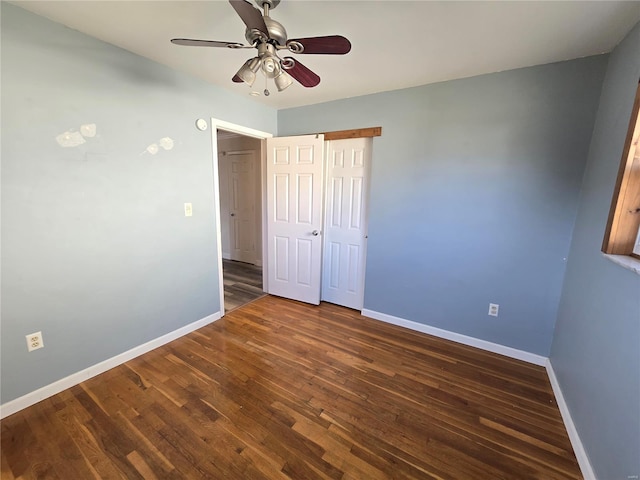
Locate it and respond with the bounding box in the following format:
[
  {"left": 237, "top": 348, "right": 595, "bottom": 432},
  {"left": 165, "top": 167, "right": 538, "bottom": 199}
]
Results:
[
  {"left": 172, "top": 0, "right": 352, "bottom": 94},
  {"left": 274, "top": 69, "right": 293, "bottom": 91},
  {"left": 261, "top": 56, "right": 279, "bottom": 78},
  {"left": 235, "top": 57, "right": 261, "bottom": 86}
]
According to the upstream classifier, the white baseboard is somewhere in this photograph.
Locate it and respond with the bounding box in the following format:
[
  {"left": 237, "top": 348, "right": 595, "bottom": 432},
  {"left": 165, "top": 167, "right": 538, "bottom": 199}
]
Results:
[
  {"left": 0, "top": 311, "right": 222, "bottom": 419},
  {"left": 360, "top": 309, "right": 547, "bottom": 366},
  {"left": 545, "top": 360, "right": 596, "bottom": 480}
]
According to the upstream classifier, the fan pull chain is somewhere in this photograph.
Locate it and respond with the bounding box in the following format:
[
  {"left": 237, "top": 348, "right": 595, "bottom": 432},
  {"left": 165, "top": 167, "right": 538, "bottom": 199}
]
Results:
[{"left": 264, "top": 73, "right": 270, "bottom": 96}]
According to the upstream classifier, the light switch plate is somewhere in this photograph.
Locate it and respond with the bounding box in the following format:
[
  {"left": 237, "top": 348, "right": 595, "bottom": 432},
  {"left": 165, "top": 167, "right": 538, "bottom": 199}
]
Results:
[{"left": 184, "top": 203, "right": 193, "bottom": 217}]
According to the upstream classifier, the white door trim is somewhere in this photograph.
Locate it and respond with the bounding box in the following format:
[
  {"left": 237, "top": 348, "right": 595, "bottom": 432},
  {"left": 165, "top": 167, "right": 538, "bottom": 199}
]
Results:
[{"left": 210, "top": 118, "right": 273, "bottom": 317}]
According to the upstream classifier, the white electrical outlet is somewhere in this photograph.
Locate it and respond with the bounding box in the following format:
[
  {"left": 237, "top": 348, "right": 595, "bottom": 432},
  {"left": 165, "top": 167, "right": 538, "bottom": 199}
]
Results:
[
  {"left": 184, "top": 203, "right": 193, "bottom": 217},
  {"left": 26, "top": 331, "right": 44, "bottom": 352},
  {"left": 488, "top": 303, "right": 499, "bottom": 317}
]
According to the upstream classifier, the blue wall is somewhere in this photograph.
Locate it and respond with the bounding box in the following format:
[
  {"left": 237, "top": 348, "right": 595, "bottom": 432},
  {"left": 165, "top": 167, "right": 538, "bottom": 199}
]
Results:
[
  {"left": 551, "top": 22, "right": 640, "bottom": 480},
  {"left": 279, "top": 57, "right": 607, "bottom": 356},
  {"left": 0, "top": 3, "right": 277, "bottom": 404}
]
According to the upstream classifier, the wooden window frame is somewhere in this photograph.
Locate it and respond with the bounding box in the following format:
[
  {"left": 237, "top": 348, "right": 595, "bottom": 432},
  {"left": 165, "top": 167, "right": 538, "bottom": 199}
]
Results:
[{"left": 602, "top": 80, "right": 640, "bottom": 259}]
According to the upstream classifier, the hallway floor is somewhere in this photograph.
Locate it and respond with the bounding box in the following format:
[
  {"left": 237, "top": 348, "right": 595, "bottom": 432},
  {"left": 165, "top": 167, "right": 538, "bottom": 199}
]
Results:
[{"left": 223, "top": 259, "right": 265, "bottom": 312}]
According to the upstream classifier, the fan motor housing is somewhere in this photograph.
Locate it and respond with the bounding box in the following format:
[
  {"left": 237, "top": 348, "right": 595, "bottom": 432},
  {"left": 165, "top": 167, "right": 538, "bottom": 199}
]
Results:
[{"left": 245, "top": 17, "right": 287, "bottom": 46}]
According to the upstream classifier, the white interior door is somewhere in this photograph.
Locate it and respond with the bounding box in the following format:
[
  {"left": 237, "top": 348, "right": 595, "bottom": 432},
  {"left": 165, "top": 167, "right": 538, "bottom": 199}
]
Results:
[
  {"left": 228, "top": 151, "right": 256, "bottom": 263},
  {"left": 321, "top": 138, "right": 371, "bottom": 309},
  {"left": 266, "top": 135, "right": 324, "bottom": 304}
]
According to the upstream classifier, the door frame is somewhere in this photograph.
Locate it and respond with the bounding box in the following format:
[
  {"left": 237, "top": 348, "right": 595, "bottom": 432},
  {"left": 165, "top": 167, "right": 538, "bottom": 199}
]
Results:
[{"left": 210, "top": 118, "right": 273, "bottom": 317}]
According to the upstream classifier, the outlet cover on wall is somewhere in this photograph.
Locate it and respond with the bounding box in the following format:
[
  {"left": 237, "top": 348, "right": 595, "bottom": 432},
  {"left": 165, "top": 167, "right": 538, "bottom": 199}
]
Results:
[
  {"left": 488, "top": 303, "right": 499, "bottom": 317},
  {"left": 26, "top": 331, "right": 44, "bottom": 352}
]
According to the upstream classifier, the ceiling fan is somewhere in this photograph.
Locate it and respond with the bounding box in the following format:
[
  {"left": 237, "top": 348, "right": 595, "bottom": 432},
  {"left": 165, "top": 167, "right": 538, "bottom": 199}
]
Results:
[{"left": 171, "top": 0, "right": 351, "bottom": 96}]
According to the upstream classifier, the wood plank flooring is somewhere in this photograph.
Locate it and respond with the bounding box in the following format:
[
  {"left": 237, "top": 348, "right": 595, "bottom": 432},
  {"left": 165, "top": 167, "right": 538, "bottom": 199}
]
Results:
[
  {"left": 1, "top": 296, "right": 582, "bottom": 479},
  {"left": 223, "top": 259, "right": 265, "bottom": 312}
]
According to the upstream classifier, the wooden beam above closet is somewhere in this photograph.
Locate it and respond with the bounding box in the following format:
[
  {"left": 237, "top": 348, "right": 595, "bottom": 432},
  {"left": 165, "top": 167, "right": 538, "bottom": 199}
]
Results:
[{"left": 322, "top": 127, "right": 382, "bottom": 141}]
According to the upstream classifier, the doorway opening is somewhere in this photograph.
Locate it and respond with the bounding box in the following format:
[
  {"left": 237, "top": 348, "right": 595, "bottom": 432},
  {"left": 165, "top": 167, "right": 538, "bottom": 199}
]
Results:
[
  {"left": 216, "top": 129, "right": 265, "bottom": 312},
  {"left": 211, "top": 118, "right": 272, "bottom": 316}
]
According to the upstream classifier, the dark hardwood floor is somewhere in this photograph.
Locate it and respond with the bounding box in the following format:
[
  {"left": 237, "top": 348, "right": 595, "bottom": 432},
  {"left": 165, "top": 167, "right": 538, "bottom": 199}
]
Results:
[
  {"left": 1, "top": 296, "right": 581, "bottom": 479},
  {"left": 223, "top": 259, "right": 265, "bottom": 312}
]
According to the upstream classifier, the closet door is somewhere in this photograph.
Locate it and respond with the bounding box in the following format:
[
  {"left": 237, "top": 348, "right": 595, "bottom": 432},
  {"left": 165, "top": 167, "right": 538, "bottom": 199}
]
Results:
[
  {"left": 266, "top": 135, "right": 325, "bottom": 304},
  {"left": 322, "top": 138, "right": 371, "bottom": 310}
]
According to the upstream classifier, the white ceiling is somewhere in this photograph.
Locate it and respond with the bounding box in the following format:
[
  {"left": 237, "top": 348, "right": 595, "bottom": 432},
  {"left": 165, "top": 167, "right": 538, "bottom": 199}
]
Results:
[{"left": 11, "top": 1, "right": 640, "bottom": 110}]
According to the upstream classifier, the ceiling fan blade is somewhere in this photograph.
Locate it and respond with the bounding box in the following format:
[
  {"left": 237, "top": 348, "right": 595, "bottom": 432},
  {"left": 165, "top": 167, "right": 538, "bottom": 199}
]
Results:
[
  {"left": 171, "top": 38, "right": 247, "bottom": 48},
  {"left": 229, "top": 0, "right": 268, "bottom": 37},
  {"left": 286, "top": 35, "right": 351, "bottom": 55},
  {"left": 284, "top": 57, "right": 320, "bottom": 88}
]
